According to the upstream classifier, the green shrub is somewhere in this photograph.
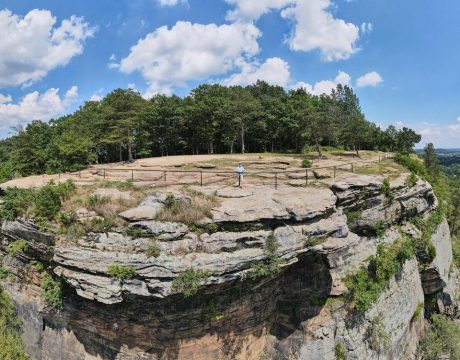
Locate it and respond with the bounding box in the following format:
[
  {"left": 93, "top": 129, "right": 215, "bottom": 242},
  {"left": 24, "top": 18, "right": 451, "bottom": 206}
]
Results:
[
  {"left": 405, "top": 172, "right": 418, "bottom": 187},
  {"left": 368, "top": 313, "right": 390, "bottom": 353},
  {"left": 0, "top": 287, "right": 29, "bottom": 359},
  {"left": 420, "top": 314, "right": 460, "bottom": 359},
  {"left": 394, "top": 153, "right": 427, "bottom": 177},
  {"left": 34, "top": 181, "right": 76, "bottom": 220},
  {"left": 164, "top": 193, "right": 177, "bottom": 208},
  {"left": 172, "top": 268, "right": 209, "bottom": 297},
  {"left": 381, "top": 178, "right": 395, "bottom": 205},
  {"left": 30, "top": 261, "right": 45, "bottom": 273},
  {"left": 40, "top": 273, "right": 63, "bottom": 310},
  {"left": 0, "top": 267, "right": 9, "bottom": 279},
  {"left": 335, "top": 342, "right": 347, "bottom": 360},
  {"left": 301, "top": 159, "right": 313, "bottom": 168},
  {"left": 207, "top": 223, "right": 218, "bottom": 234},
  {"left": 0, "top": 180, "right": 75, "bottom": 222},
  {"left": 7, "top": 240, "right": 28, "bottom": 257},
  {"left": 249, "top": 233, "right": 284, "bottom": 279},
  {"left": 345, "top": 239, "right": 415, "bottom": 312},
  {"left": 0, "top": 188, "right": 35, "bottom": 220},
  {"left": 412, "top": 302, "right": 424, "bottom": 321},
  {"left": 58, "top": 211, "right": 77, "bottom": 227},
  {"left": 346, "top": 210, "right": 362, "bottom": 230},
  {"left": 107, "top": 265, "right": 136, "bottom": 280},
  {"left": 84, "top": 216, "right": 116, "bottom": 233},
  {"left": 124, "top": 226, "right": 145, "bottom": 239},
  {"left": 206, "top": 300, "right": 224, "bottom": 321}
]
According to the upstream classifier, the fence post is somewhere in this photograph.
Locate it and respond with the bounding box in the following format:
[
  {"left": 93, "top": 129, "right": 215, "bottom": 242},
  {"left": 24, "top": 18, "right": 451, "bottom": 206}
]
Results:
[
  {"left": 131, "top": 170, "right": 134, "bottom": 181},
  {"left": 103, "top": 169, "right": 106, "bottom": 180},
  {"left": 351, "top": 164, "right": 354, "bottom": 173},
  {"left": 334, "top": 166, "right": 336, "bottom": 178},
  {"left": 305, "top": 169, "right": 308, "bottom": 186},
  {"left": 200, "top": 171, "right": 203, "bottom": 187},
  {"left": 275, "top": 172, "right": 278, "bottom": 190},
  {"left": 79, "top": 171, "right": 81, "bottom": 179},
  {"left": 164, "top": 171, "right": 166, "bottom": 181}
]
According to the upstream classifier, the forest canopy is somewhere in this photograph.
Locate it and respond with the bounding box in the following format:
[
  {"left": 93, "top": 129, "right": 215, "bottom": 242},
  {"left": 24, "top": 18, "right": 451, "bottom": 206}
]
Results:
[{"left": 0, "top": 81, "right": 421, "bottom": 181}]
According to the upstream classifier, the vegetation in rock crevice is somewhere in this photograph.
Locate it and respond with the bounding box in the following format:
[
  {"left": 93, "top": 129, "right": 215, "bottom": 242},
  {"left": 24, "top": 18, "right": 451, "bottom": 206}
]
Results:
[
  {"left": 249, "top": 233, "right": 284, "bottom": 279},
  {"left": 40, "top": 272, "right": 63, "bottom": 310},
  {"left": 107, "top": 265, "right": 136, "bottom": 280},
  {"left": 0, "top": 287, "right": 29, "bottom": 359},
  {"left": 172, "top": 268, "right": 210, "bottom": 297},
  {"left": 345, "top": 238, "right": 415, "bottom": 312}
]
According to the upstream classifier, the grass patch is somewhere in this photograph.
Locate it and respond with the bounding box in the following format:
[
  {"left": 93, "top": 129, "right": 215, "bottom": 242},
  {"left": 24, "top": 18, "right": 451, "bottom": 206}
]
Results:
[
  {"left": 147, "top": 240, "right": 161, "bottom": 258},
  {"left": 155, "top": 188, "right": 219, "bottom": 225},
  {"left": 107, "top": 265, "right": 136, "bottom": 280},
  {"left": 7, "top": 240, "right": 28, "bottom": 257}
]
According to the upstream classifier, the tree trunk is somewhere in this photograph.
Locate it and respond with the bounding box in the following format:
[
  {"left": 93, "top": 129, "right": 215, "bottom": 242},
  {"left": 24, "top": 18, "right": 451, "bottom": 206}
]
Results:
[
  {"left": 241, "top": 124, "right": 245, "bottom": 154},
  {"left": 119, "top": 144, "right": 123, "bottom": 162},
  {"left": 127, "top": 140, "right": 133, "bottom": 162},
  {"left": 316, "top": 143, "right": 322, "bottom": 158}
]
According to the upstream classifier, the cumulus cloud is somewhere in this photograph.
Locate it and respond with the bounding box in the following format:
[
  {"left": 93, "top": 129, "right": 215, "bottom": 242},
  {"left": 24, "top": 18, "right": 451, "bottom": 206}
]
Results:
[
  {"left": 0, "top": 86, "right": 78, "bottom": 131},
  {"left": 225, "top": 0, "right": 292, "bottom": 22},
  {"left": 356, "top": 71, "right": 383, "bottom": 87},
  {"left": 0, "top": 9, "right": 95, "bottom": 88},
  {"left": 291, "top": 71, "right": 351, "bottom": 95},
  {"left": 281, "top": 0, "right": 360, "bottom": 61},
  {"left": 226, "top": 0, "right": 362, "bottom": 62},
  {"left": 118, "top": 21, "right": 261, "bottom": 95},
  {"left": 223, "top": 57, "right": 290, "bottom": 87}
]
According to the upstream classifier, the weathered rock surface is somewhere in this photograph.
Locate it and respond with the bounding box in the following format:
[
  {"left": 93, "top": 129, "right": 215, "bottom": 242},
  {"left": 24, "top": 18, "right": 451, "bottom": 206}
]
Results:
[{"left": 0, "top": 175, "right": 457, "bottom": 360}]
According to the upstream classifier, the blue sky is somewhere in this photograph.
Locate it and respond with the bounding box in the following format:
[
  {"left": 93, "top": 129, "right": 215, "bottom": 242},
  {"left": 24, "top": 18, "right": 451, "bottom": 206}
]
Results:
[{"left": 0, "top": 0, "right": 459, "bottom": 148}]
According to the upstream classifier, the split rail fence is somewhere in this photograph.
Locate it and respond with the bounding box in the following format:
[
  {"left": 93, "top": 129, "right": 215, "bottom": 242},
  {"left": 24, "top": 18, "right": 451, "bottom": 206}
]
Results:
[{"left": 58, "top": 153, "right": 395, "bottom": 189}]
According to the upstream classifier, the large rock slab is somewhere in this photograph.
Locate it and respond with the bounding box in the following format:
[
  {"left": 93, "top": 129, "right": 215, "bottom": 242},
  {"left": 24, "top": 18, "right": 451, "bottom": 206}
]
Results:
[
  {"left": 420, "top": 220, "right": 453, "bottom": 294},
  {"left": 210, "top": 187, "right": 336, "bottom": 224},
  {"left": 119, "top": 195, "right": 164, "bottom": 221}
]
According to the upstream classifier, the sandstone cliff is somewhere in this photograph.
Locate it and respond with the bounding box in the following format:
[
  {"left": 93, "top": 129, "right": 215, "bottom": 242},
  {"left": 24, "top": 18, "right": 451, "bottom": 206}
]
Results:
[{"left": 0, "top": 172, "right": 458, "bottom": 360}]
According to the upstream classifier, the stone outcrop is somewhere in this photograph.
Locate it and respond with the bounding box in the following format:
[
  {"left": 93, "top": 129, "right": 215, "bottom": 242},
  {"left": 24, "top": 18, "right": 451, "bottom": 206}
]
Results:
[{"left": 0, "top": 173, "right": 457, "bottom": 360}]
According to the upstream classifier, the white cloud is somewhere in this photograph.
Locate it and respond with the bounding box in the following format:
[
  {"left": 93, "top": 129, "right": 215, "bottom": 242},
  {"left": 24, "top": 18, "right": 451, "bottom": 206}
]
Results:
[
  {"left": 448, "top": 116, "right": 460, "bottom": 133},
  {"left": 0, "top": 86, "right": 78, "bottom": 131},
  {"left": 0, "top": 94, "right": 12, "bottom": 104},
  {"left": 0, "top": 9, "right": 95, "bottom": 88},
  {"left": 226, "top": 0, "right": 362, "bottom": 62},
  {"left": 225, "top": 0, "right": 292, "bottom": 22},
  {"left": 223, "top": 57, "right": 290, "bottom": 87},
  {"left": 281, "top": 0, "right": 360, "bottom": 61},
  {"left": 291, "top": 71, "right": 351, "bottom": 95},
  {"left": 157, "top": 0, "right": 186, "bottom": 6},
  {"left": 118, "top": 21, "right": 261, "bottom": 95},
  {"left": 361, "top": 22, "right": 373, "bottom": 34},
  {"left": 356, "top": 71, "right": 383, "bottom": 87}
]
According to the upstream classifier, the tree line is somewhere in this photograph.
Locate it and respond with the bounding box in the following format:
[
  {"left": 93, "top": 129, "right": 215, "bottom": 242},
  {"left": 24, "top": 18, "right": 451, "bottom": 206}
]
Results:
[{"left": 0, "top": 81, "right": 421, "bottom": 180}]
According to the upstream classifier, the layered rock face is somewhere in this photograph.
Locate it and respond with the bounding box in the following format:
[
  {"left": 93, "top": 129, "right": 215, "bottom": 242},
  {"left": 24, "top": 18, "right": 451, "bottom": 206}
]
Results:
[{"left": 0, "top": 173, "right": 458, "bottom": 360}]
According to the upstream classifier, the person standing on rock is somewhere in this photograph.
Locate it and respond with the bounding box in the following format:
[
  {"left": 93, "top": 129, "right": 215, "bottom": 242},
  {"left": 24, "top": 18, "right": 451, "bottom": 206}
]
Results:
[{"left": 236, "top": 163, "right": 245, "bottom": 188}]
